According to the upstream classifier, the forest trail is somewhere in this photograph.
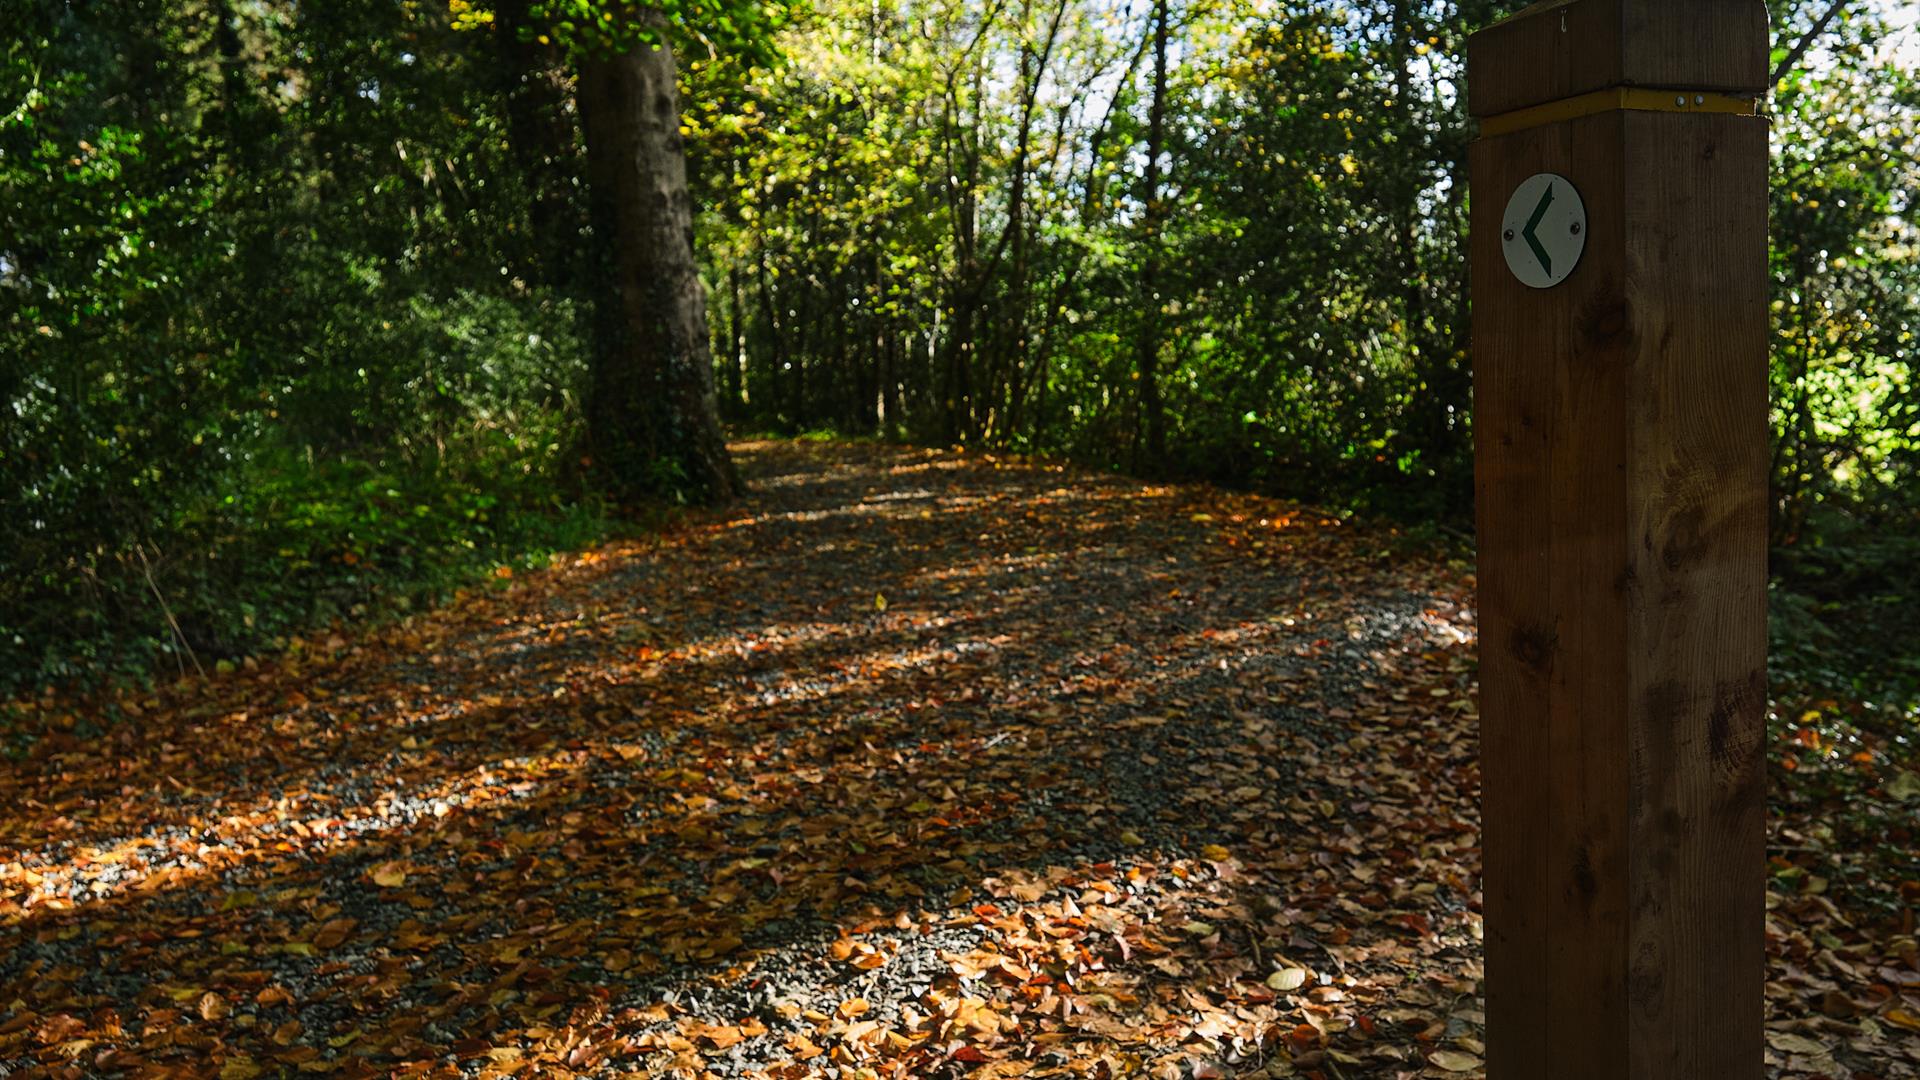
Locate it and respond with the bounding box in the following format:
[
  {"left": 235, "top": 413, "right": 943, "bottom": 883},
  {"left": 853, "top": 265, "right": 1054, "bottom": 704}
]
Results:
[{"left": 0, "top": 442, "right": 1910, "bottom": 1079}]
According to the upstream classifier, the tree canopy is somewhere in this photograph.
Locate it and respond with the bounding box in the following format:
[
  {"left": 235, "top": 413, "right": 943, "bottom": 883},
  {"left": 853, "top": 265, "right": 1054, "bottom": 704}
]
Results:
[{"left": 2, "top": 0, "right": 1917, "bottom": 702}]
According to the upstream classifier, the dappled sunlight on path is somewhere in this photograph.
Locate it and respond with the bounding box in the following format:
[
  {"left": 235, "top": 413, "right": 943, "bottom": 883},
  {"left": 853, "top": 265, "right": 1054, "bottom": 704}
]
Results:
[{"left": 1, "top": 441, "right": 1497, "bottom": 1077}]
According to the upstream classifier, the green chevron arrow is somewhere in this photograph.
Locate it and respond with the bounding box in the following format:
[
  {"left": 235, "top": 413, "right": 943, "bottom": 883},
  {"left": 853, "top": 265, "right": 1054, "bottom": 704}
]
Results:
[{"left": 1521, "top": 182, "right": 1556, "bottom": 276}]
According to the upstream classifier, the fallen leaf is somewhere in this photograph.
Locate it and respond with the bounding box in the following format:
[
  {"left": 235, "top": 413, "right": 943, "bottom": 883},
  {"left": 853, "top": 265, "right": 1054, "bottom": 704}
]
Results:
[
  {"left": 1429, "top": 1049, "right": 1483, "bottom": 1072},
  {"left": 1765, "top": 1031, "right": 1827, "bottom": 1054},
  {"left": 1883, "top": 1008, "right": 1920, "bottom": 1033},
  {"left": 1267, "top": 968, "right": 1308, "bottom": 991}
]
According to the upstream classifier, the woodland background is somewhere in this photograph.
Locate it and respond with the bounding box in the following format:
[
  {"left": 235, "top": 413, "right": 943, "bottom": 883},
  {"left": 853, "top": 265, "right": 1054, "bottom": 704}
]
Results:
[{"left": 2, "top": 0, "right": 1916, "bottom": 709}]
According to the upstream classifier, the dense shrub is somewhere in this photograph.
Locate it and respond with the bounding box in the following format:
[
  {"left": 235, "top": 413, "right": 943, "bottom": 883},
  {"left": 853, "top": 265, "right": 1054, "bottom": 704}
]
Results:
[{"left": 1, "top": 1, "right": 600, "bottom": 692}]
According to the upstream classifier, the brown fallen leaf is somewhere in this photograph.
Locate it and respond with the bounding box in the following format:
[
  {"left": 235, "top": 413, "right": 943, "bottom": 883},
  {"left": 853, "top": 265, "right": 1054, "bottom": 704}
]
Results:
[
  {"left": 1765, "top": 1031, "right": 1827, "bottom": 1055},
  {"left": 311, "top": 917, "right": 356, "bottom": 950},
  {"left": 1429, "top": 1049, "right": 1483, "bottom": 1072}
]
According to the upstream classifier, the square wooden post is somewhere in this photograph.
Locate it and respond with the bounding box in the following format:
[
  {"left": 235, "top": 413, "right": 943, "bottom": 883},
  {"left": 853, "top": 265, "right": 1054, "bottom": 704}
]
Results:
[{"left": 1468, "top": 2, "right": 1770, "bottom": 1077}]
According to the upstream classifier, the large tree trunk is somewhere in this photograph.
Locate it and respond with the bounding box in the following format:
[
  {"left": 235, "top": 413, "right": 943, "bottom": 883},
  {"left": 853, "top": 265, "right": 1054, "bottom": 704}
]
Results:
[{"left": 575, "top": 20, "right": 739, "bottom": 502}]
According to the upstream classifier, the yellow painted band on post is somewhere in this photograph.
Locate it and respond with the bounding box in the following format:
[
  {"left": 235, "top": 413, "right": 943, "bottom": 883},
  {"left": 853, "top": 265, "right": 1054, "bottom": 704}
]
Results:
[{"left": 1477, "top": 88, "right": 1759, "bottom": 137}]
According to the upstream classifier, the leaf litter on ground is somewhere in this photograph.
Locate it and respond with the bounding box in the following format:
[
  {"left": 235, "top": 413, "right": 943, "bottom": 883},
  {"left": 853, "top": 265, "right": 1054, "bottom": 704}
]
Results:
[{"left": 1, "top": 441, "right": 1916, "bottom": 1079}]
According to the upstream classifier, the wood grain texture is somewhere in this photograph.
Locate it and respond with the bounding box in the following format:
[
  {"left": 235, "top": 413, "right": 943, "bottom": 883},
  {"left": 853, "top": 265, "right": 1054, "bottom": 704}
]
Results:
[
  {"left": 1470, "top": 56, "right": 1767, "bottom": 1080},
  {"left": 1620, "top": 109, "right": 1769, "bottom": 1079},
  {"left": 1474, "top": 110, "right": 1637, "bottom": 1079},
  {"left": 1467, "top": 0, "right": 1769, "bottom": 118}
]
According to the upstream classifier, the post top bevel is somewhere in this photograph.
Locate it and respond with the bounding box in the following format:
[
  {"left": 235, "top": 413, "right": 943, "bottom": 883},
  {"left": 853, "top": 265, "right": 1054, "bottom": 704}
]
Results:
[{"left": 1467, "top": 0, "right": 1769, "bottom": 119}]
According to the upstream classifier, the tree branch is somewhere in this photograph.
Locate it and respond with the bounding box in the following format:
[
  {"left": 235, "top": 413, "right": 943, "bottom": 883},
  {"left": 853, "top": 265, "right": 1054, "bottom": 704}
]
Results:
[{"left": 1771, "top": 0, "right": 1848, "bottom": 86}]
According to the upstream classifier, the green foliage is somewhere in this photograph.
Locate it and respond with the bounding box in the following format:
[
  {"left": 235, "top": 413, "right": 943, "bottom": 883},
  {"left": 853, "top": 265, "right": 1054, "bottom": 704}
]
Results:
[
  {"left": 525, "top": 0, "right": 797, "bottom": 63},
  {"left": 1, "top": 0, "right": 603, "bottom": 693},
  {"left": 1762, "top": 0, "right": 1920, "bottom": 704},
  {"left": 3, "top": 439, "right": 609, "bottom": 690},
  {"left": 688, "top": 0, "right": 1920, "bottom": 707},
  {"left": 1771, "top": 504, "right": 1920, "bottom": 705},
  {"left": 688, "top": 0, "right": 1503, "bottom": 501}
]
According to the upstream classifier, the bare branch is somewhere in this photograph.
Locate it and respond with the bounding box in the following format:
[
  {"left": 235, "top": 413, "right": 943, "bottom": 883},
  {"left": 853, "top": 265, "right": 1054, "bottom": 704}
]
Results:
[{"left": 1771, "top": 0, "right": 1848, "bottom": 87}]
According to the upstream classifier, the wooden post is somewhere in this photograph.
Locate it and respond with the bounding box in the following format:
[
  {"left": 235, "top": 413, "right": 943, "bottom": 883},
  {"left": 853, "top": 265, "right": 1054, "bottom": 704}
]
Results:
[{"left": 1468, "top": 2, "right": 1770, "bottom": 1077}]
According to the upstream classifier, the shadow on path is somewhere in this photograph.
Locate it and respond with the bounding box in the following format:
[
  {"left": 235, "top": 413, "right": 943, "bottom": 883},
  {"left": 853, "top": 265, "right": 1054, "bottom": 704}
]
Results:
[{"left": 2, "top": 441, "right": 1487, "bottom": 1079}]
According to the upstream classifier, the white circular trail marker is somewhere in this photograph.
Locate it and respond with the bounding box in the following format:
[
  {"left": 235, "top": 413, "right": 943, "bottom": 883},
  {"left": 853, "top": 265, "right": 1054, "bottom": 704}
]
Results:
[{"left": 1500, "top": 172, "right": 1587, "bottom": 289}]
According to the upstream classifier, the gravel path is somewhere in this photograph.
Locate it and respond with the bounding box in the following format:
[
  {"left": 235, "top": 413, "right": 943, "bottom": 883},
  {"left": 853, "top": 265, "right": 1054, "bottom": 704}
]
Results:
[{"left": 0, "top": 441, "right": 1510, "bottom": 1078}]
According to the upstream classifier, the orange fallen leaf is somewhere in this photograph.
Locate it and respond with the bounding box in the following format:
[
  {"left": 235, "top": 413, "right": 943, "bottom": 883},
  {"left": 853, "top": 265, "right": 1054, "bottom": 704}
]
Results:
[{"left": 843, "top": 1019, "right": 881, "bottom": 1045}]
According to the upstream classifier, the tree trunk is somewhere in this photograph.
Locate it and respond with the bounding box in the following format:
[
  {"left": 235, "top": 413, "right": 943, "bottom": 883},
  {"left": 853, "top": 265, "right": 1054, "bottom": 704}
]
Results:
[
  {"left": 1389, "top": 0, "right": 1454, "bottom": 478},
  {"left": 942, "top": 295, "right": 977, "bottom": 444},
  {"left": 726, "top": 259, "right": 747, "bottom": 413},
  {"left": 755, "top": 242, "right": 787, "bottom": 425},
  {"left": 1133, "top": 0, "right": 1170, "bottom": 469},
  {"left": 494, "top": 0, "right": 581, "bottom": 289},
  {"left": 880, "top": 322, "right": 899, "bottom": 439},
  {"left": 575, "top": 20, "right": 739, "bottom": 502}
]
